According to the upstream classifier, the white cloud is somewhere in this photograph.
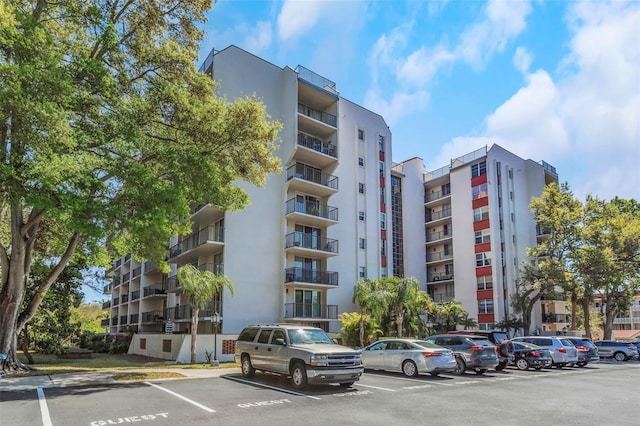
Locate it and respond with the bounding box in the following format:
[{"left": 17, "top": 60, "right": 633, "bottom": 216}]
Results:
[
  {"left": 513, "top": 47, "right": 532, "bottom": 74},
  {"left": 243, "top": 21, "right": 273, "bottom": 54},
  {"left": 364, "top": 87, "right": 430, "bottom": 126},
  {"left": 277, "top": 0, "right": 332, "bottom": 41}
]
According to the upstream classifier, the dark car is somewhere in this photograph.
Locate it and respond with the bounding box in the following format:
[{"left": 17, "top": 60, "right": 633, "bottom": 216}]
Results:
[
  {"left": 564, "top": 337, "right": 600, "bottom": 366},
  {"left": 450, "top": 330, "right": 515, "bottom": 371},
  {"left": 511, "top": 342, "right": 553, "bottom": 370},
  {"left": 424, "top": 335, "right": 499, "bottom": 375}
]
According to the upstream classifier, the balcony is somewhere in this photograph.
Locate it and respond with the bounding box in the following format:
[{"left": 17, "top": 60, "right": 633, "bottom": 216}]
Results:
[
  {"left": 426, "top": 229, "right": 453, "bottom": 243},
  {"left": 112, "top": 275, "right": 121, "bottom": 288},
  {"left": 166, "top": 275, "right": 180, "bottom": 292},
  {"left": 141, "top": 310, "right": 165, "bottom": 323},
  {"left": 431, "top": 292, "right": 456, "bottom": 302},
  {"left": 285, "top": 163, "right": 338, "bottom": 198},
  {"left": 143, "top": 261, "right": 160, "bottom": 274},
  {"left": 285, "top": 198, "right": 338, "bottom": 228},
  {"left": 113, "top": 297, "right": 120, "bottom": 306},
  {"left": 111, "top": 317, "right": 119, "bottom": 326},
  {"left": 130, "top": 290, "right": 140, "bottom": 301},
  {"left": 102, "top": 301, "right": 111, "bottom": 310},
  {"left": 131, "top": 265, "right": 142, "bottom": 279},
  {"left": 143, "top": 283, "right": 166, "bottom": 297},
  {"left": 293, "top": 132, "right": 337, "bottom": 169},
  {"left": 101, "top": 318, "right": 110, "bottom": 327},
  {"left": 284, "top": 303, "right": 338, "bottom": 320},
  {"left": 426, "top": 207, "right": 452, "bottom": 224},
  {"left": 120, "top": 315, "right": 128, "bottom": 325},
  {"left": 129, "top": 313, "right": 139, "bottom": 324},
  {"left": 284, "top": 267, "right": 338, "bottom": 287},
  {"left": 121, "top": 294, "right": 129, "bottom": 304},
  {"left": 427, "top": 272, "right": 454, "bottom": 283},
  {"left": 103, "top": 284, "right": 112, "bottom": 295},
  {"left": 168, "top": 225, "right": 224, "bottom": 263},
  {"left": 424, "top": 189, "right": 451, "bottom": 207},
  {"left": 426, "top": 251, "right": 453, "bottom": 263},
  {"left": 285, "top": 232, "right": 338, "bottom": 257},
  {"left": 298, "top": 102, "right": 337, "bottom": 128},
  {"left": 121, "top": 271, "right": 130, "bottom": 284},
  {"left": 166, "top": 264, "right": 224, "bottom": 293},
  {"left": 164, "top": 302, "right": 221, "bottom": 322},
  {"left": 542, "top": 313, "right": 567, "bottom": 324}
]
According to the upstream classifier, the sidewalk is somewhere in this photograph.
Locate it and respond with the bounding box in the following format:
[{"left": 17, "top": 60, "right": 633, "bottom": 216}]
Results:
[{"left": 0, "top": 367, "right": 241, "bottom": 392}]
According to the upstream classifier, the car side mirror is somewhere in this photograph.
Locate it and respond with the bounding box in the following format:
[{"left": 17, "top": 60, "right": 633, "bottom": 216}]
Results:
[
  {"left": 274, "top": 338, "right": 286, "bottom": 346},
  {"left": 332, "top": 338, "right": 338, "bottom": 344}
]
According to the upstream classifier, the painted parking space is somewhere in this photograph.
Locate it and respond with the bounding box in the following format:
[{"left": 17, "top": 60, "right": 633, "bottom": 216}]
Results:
[{"left": 0, "top": 389, "right": 44, "bottom": 425}]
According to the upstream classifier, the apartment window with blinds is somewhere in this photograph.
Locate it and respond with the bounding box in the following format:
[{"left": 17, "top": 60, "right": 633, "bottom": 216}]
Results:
[
  {"left": 472, "top": 183, "right": 488, "bottom": 200},
  {"left": 379, "top": 161, "right": 384, "bottom": 177},
  {"left": 477, "top": 276, "right": 493, "bottom": 290},
  {"left": 358, "top": 129, "right": 364, "bottom": 140},
  {"left": 359, "top": 211, "right": 365, "bottom": 221},
  {"left": 378, "top": 135, "right": 385, "bottom": 151},
  {"left": 474, "top": 229, "right": 491, "bottom": 244},
  {"left": 358, "top": 157, "right": 364, "bottom": 166},
  {"left": 471, "top": 161, "right": 487, "bottom": 177},
  {"left": 478, "top": 299, "right": 494, "bottom": 314},
  {"left": 359, "top": 266, "right": 366, "bottom": 278},
  {"left": 359, "top": 183, "right": 365, "bottom": 194},
  {"left": 473, "top": 206, "right": 489, "bottom": 222},
  {"left": 380, "top": 213, "right": 386, "bottom": 229},
  {"left": 359, "top": 238, "right": 366, "bottom": 249}
]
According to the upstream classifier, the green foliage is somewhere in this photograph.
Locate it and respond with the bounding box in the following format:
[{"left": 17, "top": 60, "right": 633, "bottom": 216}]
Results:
[
  {"left": 71, "top": 302, "right": 106, "bottom": 334},
  {"left": 429, "top": 300, "right": 468, "bottom": 333},
  {"left": 338, "top": 312, "right": 381, "bottom": 348}
]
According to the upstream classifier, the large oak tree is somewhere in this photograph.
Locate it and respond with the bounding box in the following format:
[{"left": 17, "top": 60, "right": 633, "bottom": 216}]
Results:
[{"left": 0, "top": 1, "right": 281, "bottom": 370}]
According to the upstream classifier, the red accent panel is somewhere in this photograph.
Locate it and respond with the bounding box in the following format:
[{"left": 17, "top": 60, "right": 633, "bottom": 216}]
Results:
[
  {"left": 381, "top": 230, "right": 387, "bottom": 240},
  {"left": 379, "top": 151, "right": 385, "bottom": 161},
  {"left": 477, "top": 289, "right": 493, "bottom": 299},
  {"left": 380, "top": 177, "right": 385, "bottom": 187},
  {"left": 472, "top": 197, "right": 489, "bottom": 209},
  {"left": 501, "top": 243, "right": 505, "bottom": 252},
  {"left": 478, "top": 313, "right": 495, "bottom": 323},
  {"left": 381, "top": 256, "right": 387, "bottom": 267},
  {"left": 475, "top": 266, "right": 492, "bottom": 276},
  {"left": 380, "top": 202, "right": 386, "bottom": 213},
  {"left": 473, "top": 219, "right": 490, "bottom": 231},
  {"left": 474, "top": 242, "right": 491, "bottom": 253},
  {"left": 471, "top": 174, "right": 487, "bottom": 187}
]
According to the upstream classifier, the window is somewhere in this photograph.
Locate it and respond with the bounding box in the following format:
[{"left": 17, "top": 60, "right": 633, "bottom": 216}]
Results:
[
  {"left": 380, "top": 267, "right": 387, "bottom": 278},
  {"left": 378, "top": 135, "right": 385, "bottom": 151},
  {"left": 476, "top": 252, "right": 491, "bottom": 267},
  {"left": 510, "top": 191, "right": 513, "bottom": 200},
  {"left": 478, "top": 299, "right": 494, "bottom": 314},
  {"left": 359, "top": 238, "right": 366, "bottom": 249},
  {"left": 358, "top": 211, "right": 365, "bottom": 221},
  {"left": 471, "top": 161, "right": 487, "bottom": 177},
  {"left": 257, "top": 329, "right": 273, "bottom": 344},
  {"left": 472, "top": 183, "right": 488, "bottom": 200},
  {"left": 358, "top": 129, "right": 364, "bottom": 140},
  {"left": 359, "top": 266, "right": 366, "bottom": 278},
  {"left": 511, "top": 213, "right": 515, "bottom": 222},
  {"left": 442, "top": 182, "right": 451, "bottom": 195},
  {"left": 379, "top": 161, "right": 384, "bottom": 177},
  {"left": 508, "top": 169, "right": 513, "bottom": 179},
  {"left": 473, "top": 206, "right": 489, "bottom": 222},
  {"left": 477, "top": 276, "right": 493, "bottom": 290},
  {"left": 358, "top": 157, "right": 364, "bottom": 166},
  {"left": 474, "top": 229, "right": 491, "bottom": 244},
  {"left": 359, "top": 183, "right": 365, "bottom": 194},
  {"left": 380, "top": 213, "right": 386, "bottom": 229},
  {"left": 381, "top": 239, "right": 386, "bottom": 256}
]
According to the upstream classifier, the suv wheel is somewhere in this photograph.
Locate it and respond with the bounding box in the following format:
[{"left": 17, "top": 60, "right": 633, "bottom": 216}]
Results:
[
  {"left": 402, "top": 360, "right": 418, "bottom": 377},
  {"left": 515, "top": 358, "right": 529, "bottom": 370},
  {"left": 454, "top": 357, "right": 466, "bottom": 375},
  {"left": 613, "top": 352, "right": 627, "bottom": 362},
  {"left": 241, "top": 355, "right": 255, "bottom": 378},
  {"left": 291, "top": 362, "right": 308, "bottom": 389}
]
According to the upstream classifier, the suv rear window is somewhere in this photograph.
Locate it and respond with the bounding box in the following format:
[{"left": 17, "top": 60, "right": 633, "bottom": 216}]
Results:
[
  {"left": 238, "top": 327, "right": 259, "bottom": 342},
  {"left": 468, "top": 337, "right": 493, "bottom": 346}
]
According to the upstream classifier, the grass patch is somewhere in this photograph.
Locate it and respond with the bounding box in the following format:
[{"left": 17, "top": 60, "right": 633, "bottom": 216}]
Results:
[
  {"left": 112, "top": 372, "right": 186, "bottom": 381},
  {"left": 16, "top": 352, "right": 238, "bottom": 376}
]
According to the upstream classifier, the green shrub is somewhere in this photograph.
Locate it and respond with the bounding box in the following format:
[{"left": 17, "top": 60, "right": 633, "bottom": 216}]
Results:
[{"left": 338, "top": 312, "right": 382, "bottom": 348}]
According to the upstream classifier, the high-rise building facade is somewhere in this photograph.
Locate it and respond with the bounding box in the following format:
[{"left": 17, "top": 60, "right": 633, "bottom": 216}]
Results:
[{"left": 392, "top": 145, "right": 566, "bottom": 333}]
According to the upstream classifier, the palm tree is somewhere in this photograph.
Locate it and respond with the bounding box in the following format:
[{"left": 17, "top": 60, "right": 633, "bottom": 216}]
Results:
[
  {"left": 460, "top": 313, "right": 478, "bottom": 330},
  {"left": 177, "top": 264, "right": 235, "bottom": 364},
  {"left": 384, "top": 277, "right": 425, "bottom": 338},
  {"left": 353, "top": 278, "right": 389, "bottom": 347}
]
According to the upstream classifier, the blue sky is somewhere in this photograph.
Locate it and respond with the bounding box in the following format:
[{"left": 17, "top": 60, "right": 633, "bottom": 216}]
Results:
[{"left": 198, "top": 0, "right": 640, "bottom": 202}]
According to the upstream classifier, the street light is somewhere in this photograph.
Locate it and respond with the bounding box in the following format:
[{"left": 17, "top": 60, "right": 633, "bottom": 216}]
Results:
[{"left": 212, "top": 312, "right": 220, "bottom": 366}]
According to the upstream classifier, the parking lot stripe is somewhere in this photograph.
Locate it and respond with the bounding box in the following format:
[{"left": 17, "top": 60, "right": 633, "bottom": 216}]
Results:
[
  {"left": 36, "top": 388, "right": 53, "bottom": 426},
  {"left": 355, "top": 384, "right": 396, "bottom": 392},
  {"left": 144, "top": 382, "right": 216, "bottom": 412},
  {"left": 223, "top": 376, "right": 322, "bottom": 400}
]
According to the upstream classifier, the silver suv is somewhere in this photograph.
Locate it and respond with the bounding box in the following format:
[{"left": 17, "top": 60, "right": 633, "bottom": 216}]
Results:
[
  {"left": 234, "top": 324, "right": 364, "bottom": 389},
  {"left": 594, "top": 340, "right": 639, "bottom": 361},
  {"left": 511, "top": 336, "right": 578, "bottom": 368},
  {"left": 423, "top": 335, "right": 499, "bottom": 375}
]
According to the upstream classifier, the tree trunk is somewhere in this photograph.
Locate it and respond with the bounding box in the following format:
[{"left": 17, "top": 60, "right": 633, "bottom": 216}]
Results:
[
  {"left": 570, "top": 293, "right": 578, "bottom": 330},
  {"left": 359, "top": 313, "right": 365, "bottom": 347},
  {"left": 191, "top": 307, "right": 199, "bottom": 364},
  {"left": 396, "top": 309, "right": 403, "bottom": 338},
  {"left": 21, "top": 325, "right": 34, "bottom": 365},
  {"left": 603, "top": 309, "right": 615, "bottom": 340},
  {"left": 582, "top": 296, "right": 592, "bottom": 339}
]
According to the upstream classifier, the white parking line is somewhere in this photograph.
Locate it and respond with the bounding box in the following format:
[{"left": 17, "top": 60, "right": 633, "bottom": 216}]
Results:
[
  {"left": 355, "top": 383, "right": 396, "bottom": 392},
  {"left": 369, "top": 374, "right": 455, "bottom": 386},
  {"left": 223, "top": 376, "right": 322, "bottom": 400},
  {"left": 37, "top": 388, "right": 53, "bottom": 426},
  {"left": 144, "top": 382, "right": 216, "bottom": 412}
]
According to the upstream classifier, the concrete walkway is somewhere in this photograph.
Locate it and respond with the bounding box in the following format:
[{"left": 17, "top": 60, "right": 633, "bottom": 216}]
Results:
[{"left": 0, "top": 367, "right": 241, "bottom": 392}]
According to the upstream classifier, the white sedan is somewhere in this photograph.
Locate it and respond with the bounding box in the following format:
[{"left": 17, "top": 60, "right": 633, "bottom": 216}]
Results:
[{"left": 361, "top": 339, "right": 457, "bottom": 377}]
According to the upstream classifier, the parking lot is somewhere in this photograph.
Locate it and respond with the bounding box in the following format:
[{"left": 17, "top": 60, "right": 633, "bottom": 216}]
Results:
[{"left": 1, "top": 361, "right": 638, "bottom": 426}]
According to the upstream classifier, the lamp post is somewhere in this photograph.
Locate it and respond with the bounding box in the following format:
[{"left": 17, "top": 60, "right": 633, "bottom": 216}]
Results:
[{"left": 212, "top": 312, "right": 220, "bottom": 366}]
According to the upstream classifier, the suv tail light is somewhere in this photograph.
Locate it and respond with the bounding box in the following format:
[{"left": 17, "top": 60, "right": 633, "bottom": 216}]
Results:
[
  {"left": 558, "top": 348, "right": 567, "bottom": 353},
  {"left": 575, "top": 345, "right": 588, "bottom": 352},
  {"left": 422, "top": 352, "right": 442, "bottom": 357},
  {"left": 530, "top": 351, "right": 541, "bottom": 357},
  {"left": 470, "top": 345, "right": 484, "bottom": 351}
]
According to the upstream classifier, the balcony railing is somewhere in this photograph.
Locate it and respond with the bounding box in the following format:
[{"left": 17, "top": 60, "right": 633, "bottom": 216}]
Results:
[
  {"left": 112, "top": 275, "right": 121, "bottom": 288},
  {"left": 143, "top": 261, "right": 159, "bottom": 273},
  {"left": 296, "top": 65, "right": 337, "bottom": 92},
  {"left": 428, "top": 272, "right": 454, "bottom": 282},
  {"left": 298, "top": 103, "right": 337, "bottom": 127},
  {"left": 129, "top": 313, "right": 139, "bottom": 324},
  {"left": 536, "top": 225, "right": 552, "bottom": 236},
  {"left": 141, "top": 310, "right": 165, "bottom": 323},
  {"left": 164, "top": 302, "right": 221, "bottom": 321},
  {"left": 131, "top": 290, "right": 140, "bottom": 301},
  {"left": 103, "top": 284, "right": 112, "bottom": 294},
  {"left": 542, "top": 314, "right": 567, "bottom": 323},
  {"left": 284, "top": 303, "right": 338, "bottom": 319},
  {"left": 143, "top": 283, "right": 166, "bottom": 297},
  {"left": 132, "top": 265, "right": 142, "bottom": 278},
  {"left": 113, "top": 297, "right": 120, "bottom": 305},
  {"left": 424, "top": 190, "right": 451, "bottom": 203},
  {"left": 427, "top": 251, "right": 453, "bottom": 262},
  {"left": 169, "top": 225, "right": 224, "bottom": 259},
  {"left": 121, "top": 294, "right": 129, "bottom": 304},
  {"left": 101, "top": 318, "right": 110, "bottom": 327},
  {"left": 285, "top": 232, "right": 338, "bottom": 254},
  {"left": 121, "top": 271, "right": 130, "bottom": 283},
  {"left": 166, "top": 275, "right": 180, "bottom": 292},
  {"left": 120, "top": 315, "right": 128, "bottom": 325},
  {"left": 285, "top": 198, "right": 338, "bottom": 221},
  {"left": 284, "top": 267, "right": 338, "bottom": 286},
  {"left": 297, "top": 132, "right": 337, "bottom": 157},
  {"left": 111, "top": 317, "right": 119, "bottom": 326},
  {"left": 165, "top": 263, "right": 224, "bottom": 292},
  {"left": 432, "top": 292, "right": 455, "bottom": 302},
  {"left": 426, "top": 230, "right": 453, "bottom": 242},
  {"left": 286, "top": 163, "right": 338, "bottom": 190},
  {"left": 102, "top": 301, "right": 111, "bottom": 309},
  {"left": 426, "top": 207, "right": 451, "bottom": 222}
]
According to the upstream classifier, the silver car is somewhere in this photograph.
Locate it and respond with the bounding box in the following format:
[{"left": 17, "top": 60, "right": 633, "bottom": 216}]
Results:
[
  {"left": 361, "top": 339, "right": 457, "bottom": 377},
  {"left": 511, "top": 336, "right": 578, "bottom": 368},
  {"left": 594, "top": 340, "right": 639, "bottom": 361}
]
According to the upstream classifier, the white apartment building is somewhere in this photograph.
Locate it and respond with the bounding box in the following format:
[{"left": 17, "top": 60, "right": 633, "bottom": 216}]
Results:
[
  {"left": 103, "top": 45, "right": 393, "bottom": 360},
  {"left": 392, "top": 145, "right": 566, "bottom": 333}
]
